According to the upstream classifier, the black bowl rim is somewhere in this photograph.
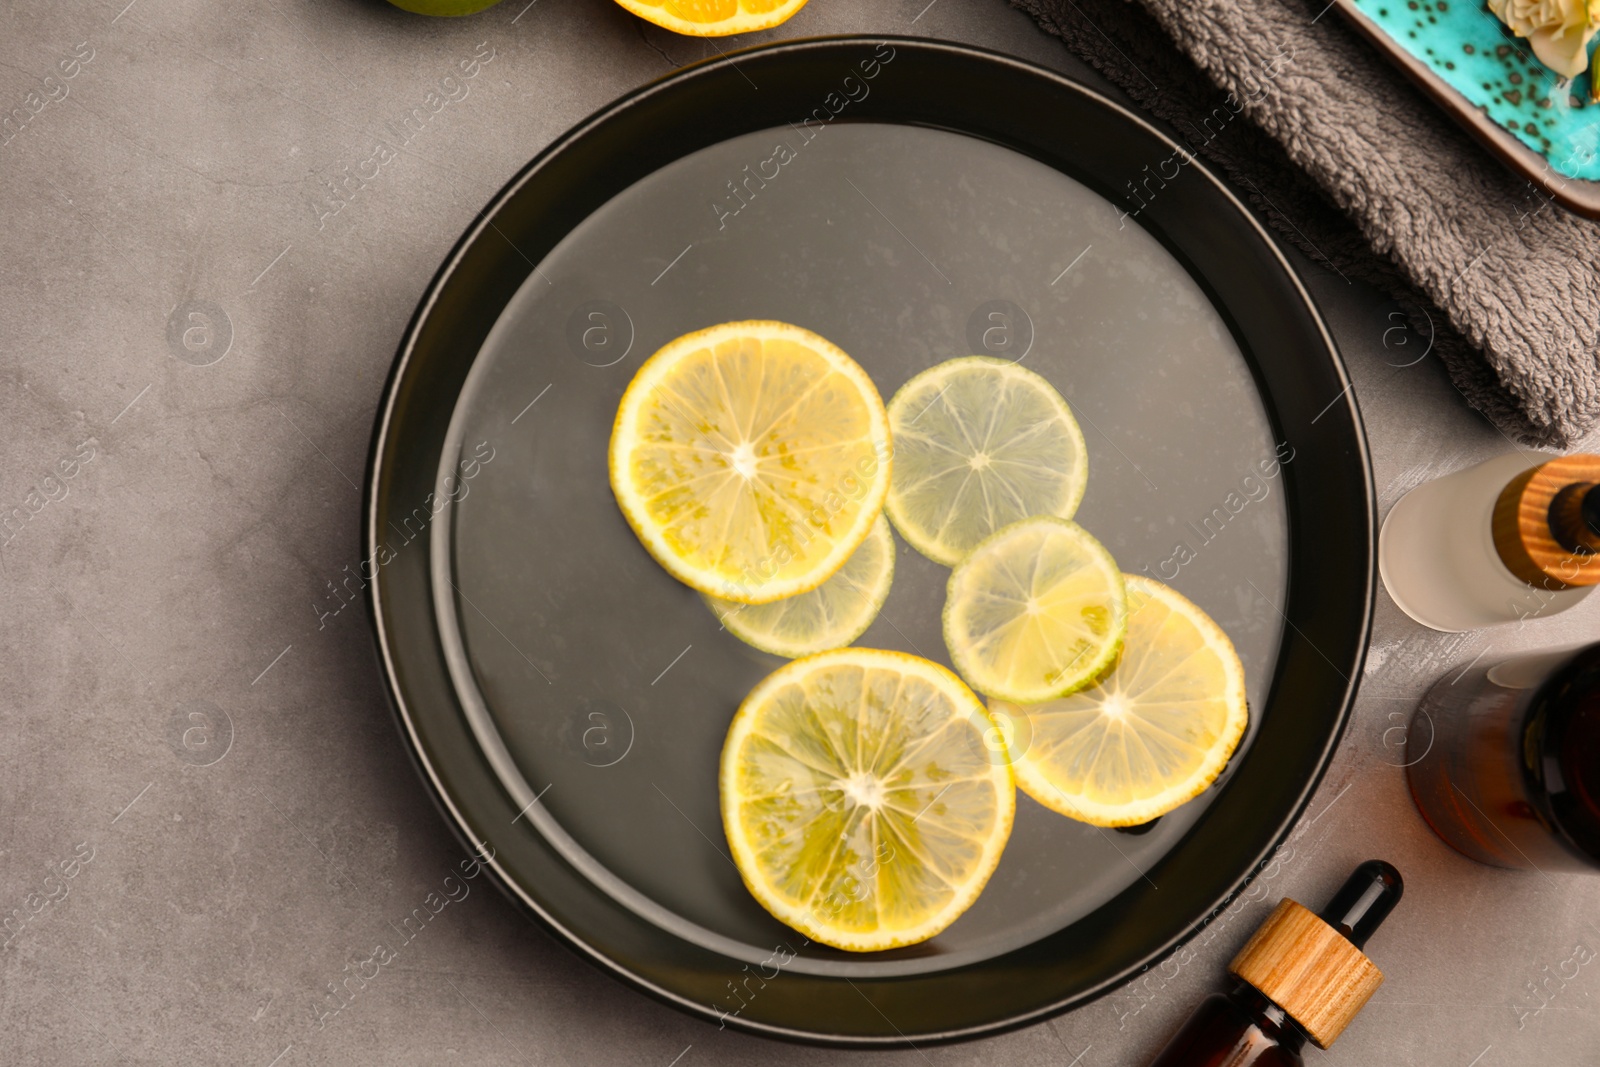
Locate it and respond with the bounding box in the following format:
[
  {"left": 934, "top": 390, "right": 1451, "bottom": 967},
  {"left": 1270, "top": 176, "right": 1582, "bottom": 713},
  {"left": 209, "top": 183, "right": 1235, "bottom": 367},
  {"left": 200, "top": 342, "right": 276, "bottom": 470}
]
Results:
[{"left": 363, "top": 33, "right": 1375, "bottom": 1047}]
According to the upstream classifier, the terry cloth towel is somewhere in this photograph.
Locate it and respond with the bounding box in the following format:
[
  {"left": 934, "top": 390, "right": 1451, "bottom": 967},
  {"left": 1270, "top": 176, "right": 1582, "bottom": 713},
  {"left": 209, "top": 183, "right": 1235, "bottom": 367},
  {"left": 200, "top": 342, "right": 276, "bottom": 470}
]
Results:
[{"left": 1014, "top": 0, "right": 1600, "bottom": 447}]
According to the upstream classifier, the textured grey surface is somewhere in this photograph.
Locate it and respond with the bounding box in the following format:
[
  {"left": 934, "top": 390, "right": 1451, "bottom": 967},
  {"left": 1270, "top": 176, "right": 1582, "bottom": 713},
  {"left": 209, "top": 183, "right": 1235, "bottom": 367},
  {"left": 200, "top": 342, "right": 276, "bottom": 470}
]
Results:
[{"left": 1, "top": 1, "right": 1597, "bottom": 1065}]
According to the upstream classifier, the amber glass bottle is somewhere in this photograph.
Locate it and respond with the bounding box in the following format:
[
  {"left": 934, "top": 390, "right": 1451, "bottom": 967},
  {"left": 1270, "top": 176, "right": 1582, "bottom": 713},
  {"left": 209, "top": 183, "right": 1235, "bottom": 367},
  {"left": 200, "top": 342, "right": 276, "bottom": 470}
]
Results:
[
  {"left": 1144, "top": 861, "right": 1402, "bottom": 1067},
  {"left": 1407, "top": 642, "right": 1600, "bottom": 871}
]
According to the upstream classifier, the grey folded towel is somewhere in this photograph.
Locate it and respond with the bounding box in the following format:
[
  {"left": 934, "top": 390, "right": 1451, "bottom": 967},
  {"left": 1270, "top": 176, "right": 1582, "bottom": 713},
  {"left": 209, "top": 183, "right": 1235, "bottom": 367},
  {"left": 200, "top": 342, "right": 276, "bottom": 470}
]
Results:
[{"left": 1016, "top": 0, "right": 1600, "bottom": 447}]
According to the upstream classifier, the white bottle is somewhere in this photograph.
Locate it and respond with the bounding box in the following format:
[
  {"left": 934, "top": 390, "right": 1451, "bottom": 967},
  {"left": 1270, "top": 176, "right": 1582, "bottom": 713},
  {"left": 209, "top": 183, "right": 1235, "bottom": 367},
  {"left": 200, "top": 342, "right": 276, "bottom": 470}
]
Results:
[{"left": 1379, "top": 452, "right": 1600, "bottom": 632}]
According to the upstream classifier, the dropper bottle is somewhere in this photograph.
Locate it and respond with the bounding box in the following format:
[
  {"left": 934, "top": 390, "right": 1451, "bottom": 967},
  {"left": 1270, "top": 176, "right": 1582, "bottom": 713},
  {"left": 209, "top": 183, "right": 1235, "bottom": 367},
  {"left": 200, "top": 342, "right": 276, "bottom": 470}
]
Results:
[{"left": 1143, "top": 861, "right": 1403, "bottom": 1066}]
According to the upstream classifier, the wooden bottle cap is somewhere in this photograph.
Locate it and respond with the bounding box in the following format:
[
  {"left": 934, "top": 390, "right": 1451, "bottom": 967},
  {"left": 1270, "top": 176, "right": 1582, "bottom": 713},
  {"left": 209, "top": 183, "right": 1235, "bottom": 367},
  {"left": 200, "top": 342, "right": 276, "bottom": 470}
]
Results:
[
  {"left": 1492, "top": 453, "right": 1600, "bottom": 589},
  {"left": 1228, "top": 898, "right": 1383, "bottom": 1049}
]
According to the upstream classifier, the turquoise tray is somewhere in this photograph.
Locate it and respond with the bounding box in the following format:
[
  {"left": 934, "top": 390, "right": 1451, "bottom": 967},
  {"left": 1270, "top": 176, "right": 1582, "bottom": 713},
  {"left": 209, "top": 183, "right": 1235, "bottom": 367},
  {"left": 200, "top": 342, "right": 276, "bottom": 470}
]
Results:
[{"left": 1337, "top": 0, "right": 1600, "bottom": 215}]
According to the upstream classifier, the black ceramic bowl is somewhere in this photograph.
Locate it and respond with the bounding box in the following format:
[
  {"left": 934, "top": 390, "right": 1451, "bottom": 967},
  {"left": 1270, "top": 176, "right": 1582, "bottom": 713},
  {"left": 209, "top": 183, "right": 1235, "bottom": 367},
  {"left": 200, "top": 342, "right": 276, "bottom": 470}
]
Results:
[{"left": 364, "top": 35, "right": 1373, "bottom": 1046}]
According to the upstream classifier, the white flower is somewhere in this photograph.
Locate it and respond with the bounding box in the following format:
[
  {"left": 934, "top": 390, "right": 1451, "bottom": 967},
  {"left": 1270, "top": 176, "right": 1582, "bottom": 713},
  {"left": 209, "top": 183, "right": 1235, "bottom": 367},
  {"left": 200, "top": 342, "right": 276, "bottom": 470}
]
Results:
[{"left": 1488, "top": 0, "right": 1600, "bottom": 78}]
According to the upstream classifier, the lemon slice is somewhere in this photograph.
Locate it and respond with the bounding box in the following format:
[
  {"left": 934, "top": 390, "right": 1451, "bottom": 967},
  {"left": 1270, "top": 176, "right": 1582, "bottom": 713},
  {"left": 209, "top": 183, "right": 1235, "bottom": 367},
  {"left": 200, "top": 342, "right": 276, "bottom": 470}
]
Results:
[
  {"left": 721, "top": 648, "right": 1015, "bottom": 952},
  {"left": 943, "top": 517, "right": 1127, "bottom": 703},
  {"left": 886, "top": 357, "right": 1088, "bottom": 566},
  {"left": 704, "top": 514, "right": 895, "bottom": 658},
  {"left": 995, "top": 576, "right": 1248, "bottom": 827},
  {"left": 613, "top": 0, "right": 807, "bottom": 36},
  {"left": 609, "top": 321, "right": 891, "bottom": 604}
]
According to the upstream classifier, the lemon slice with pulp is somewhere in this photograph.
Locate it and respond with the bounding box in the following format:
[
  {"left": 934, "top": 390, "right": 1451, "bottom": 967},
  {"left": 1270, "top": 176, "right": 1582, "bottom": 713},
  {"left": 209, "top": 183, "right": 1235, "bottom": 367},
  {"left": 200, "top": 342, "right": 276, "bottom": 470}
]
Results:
[
  {"left": 613, "top": 0, "right": 808, "bottom": 36},
  {"left": 704, "top": 514, "right": 895, "bottom": 658},
  {"left": 886, "top": 356, "right": 1087, "bottom": 566},
  {"left": 609, "top": 320, "right": 890, "bottom": 604},
  {"left": 943, "top": 517, "right": 1126, "bottom": 703},
  {"left": 994, "top": 575, "right": 1248, "bottom": 827},
  {"left": 720, "top": 648, "right": 1015, "bottom": 952}
]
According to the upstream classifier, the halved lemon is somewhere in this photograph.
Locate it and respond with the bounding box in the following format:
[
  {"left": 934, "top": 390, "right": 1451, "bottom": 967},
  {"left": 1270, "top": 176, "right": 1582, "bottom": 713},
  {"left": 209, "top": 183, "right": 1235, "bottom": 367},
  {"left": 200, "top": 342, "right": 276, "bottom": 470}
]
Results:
[
  {"left": 886, "top": 357, "right": 1088, "bottom": 566},
  {"left": 995, "top": 575, "right": 1248, "bottom": 827},
  {"left": 613, "top": 0, "right": 808, "bottom": 36},
  {"left": 609, "top": 321, "right": 891, "bottom": 604},
  {"left": 720, "top": 648, "right": 1015, "bottom": 952},
  {"left": 704, "top": 514, "right": 895, "bottom": 658},
  {"left": 943, "top": 517, "right": 1126, "bottom": 703}
]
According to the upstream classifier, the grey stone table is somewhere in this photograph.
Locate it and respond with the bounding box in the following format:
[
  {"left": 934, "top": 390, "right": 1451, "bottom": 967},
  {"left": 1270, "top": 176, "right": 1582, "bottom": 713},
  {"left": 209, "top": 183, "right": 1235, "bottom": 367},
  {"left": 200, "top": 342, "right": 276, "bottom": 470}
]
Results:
[{"left": 2, "top": 0, "right": 1596, "bottom": 1064}]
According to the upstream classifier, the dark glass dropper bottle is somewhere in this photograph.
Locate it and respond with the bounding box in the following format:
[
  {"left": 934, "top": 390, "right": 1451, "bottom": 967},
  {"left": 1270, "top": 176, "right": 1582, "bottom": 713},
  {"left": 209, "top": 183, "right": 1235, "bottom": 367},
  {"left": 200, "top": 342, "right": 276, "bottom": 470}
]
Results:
[{"left": 1144, "top": 861, "right": 1403, "bottom": 1067}]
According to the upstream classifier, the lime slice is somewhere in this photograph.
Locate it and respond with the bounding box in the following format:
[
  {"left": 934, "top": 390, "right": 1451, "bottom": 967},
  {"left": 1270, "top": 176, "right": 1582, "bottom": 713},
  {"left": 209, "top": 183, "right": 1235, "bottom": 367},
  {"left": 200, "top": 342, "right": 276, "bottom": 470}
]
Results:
[
  {"left": 609, "top": 320, "right": 890, "bottom": 604},
  {"left": 705, "top": 514, "right": 895, "bottom": 658},
  {"left": 943, "top": 517, "right": 1127, "bottom": 703},
  {"left": 996, "top": 575, "right": 1248, "bottom": 827},
  {"left": 721, "top": 648, "right": 1015, "bottom": 952},
  {"left": 886, "top": 357, "right": 1087, "bottom": 566}
]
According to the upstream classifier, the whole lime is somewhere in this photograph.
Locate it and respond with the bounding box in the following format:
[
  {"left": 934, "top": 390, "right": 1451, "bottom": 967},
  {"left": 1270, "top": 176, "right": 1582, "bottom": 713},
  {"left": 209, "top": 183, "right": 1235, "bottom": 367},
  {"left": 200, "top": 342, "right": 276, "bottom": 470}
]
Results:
[{"left": 384, "top": 0, "right": 504, "bottom": 14}]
